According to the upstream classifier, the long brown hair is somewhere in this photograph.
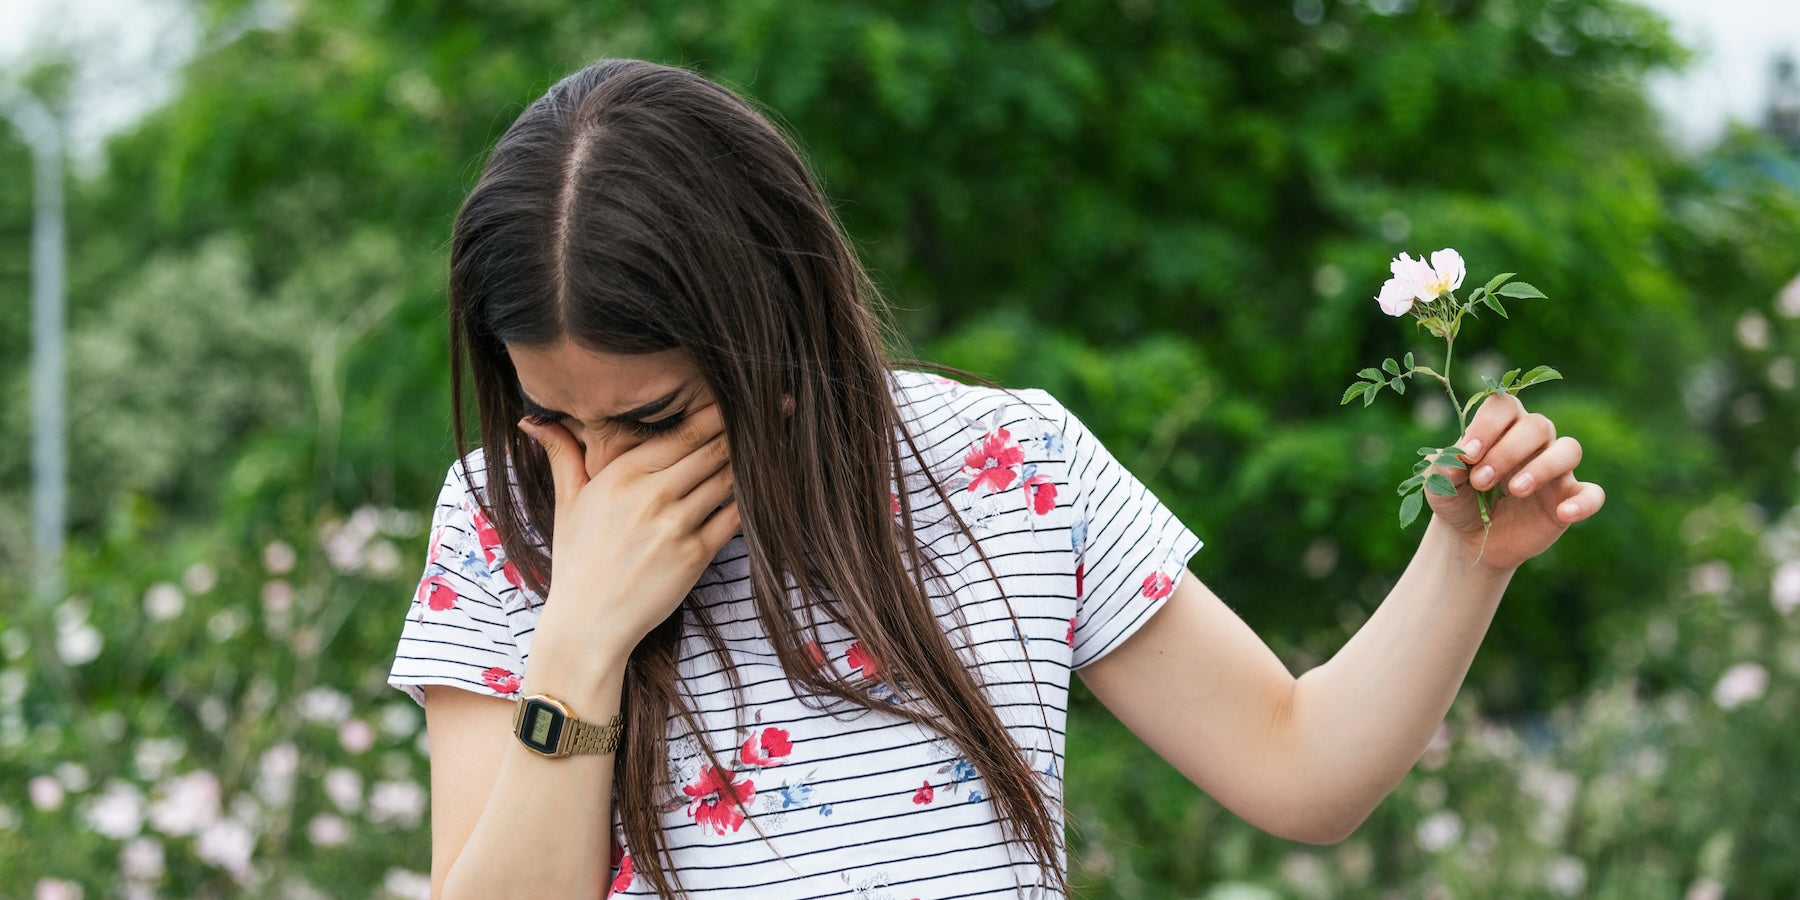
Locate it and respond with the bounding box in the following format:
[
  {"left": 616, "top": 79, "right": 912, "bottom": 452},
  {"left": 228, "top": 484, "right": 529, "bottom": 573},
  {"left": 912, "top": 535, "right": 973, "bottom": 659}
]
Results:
[{"left": 447, "top": 59, "right": 1063, "bottom": 896}]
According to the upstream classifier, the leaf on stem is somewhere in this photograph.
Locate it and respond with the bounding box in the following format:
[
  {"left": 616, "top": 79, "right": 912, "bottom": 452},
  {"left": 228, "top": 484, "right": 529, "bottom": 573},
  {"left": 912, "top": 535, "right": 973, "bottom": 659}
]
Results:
[
  {"left": 1496, "top": 282, "right": 1547, "bottom": 300},
  {"left": 1397, "top": 473, "right": 1425, "bottom": 494},
  {"left": 1404, "top": 351, "right": 1415, "bottom": 370},
  {"left": 1358, "top": 367, "right": 1382, "bottom": 381},
  {"left": 1382, "top": 357, "right": 1402, "bottom": 376},
  {"left": 1482, "top": 294, "right": 1509, "bottom": 318},
  {"left": 1501, "top": 368, "right": 1522, "bottom": 392},
  {"left": 1399, "top": 489, "right": 1425, "bottom": 528},
  {"left": 1516, "top": 365, "right": 1563, "bottom": 389},
  {"left": 1482, "top": 272, "right": 1516, "bottom": 294},
  {"left": 1425, "top": 472, "right": 1457, "bottom": 496},
  {"left": 1341, "top": 382, "right": 1371, "bottom": 405}
]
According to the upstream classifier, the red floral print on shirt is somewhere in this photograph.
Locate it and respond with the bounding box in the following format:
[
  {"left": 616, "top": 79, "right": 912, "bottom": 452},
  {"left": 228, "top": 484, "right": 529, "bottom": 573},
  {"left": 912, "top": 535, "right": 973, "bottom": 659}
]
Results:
[
  {"left": 738, "top": 727, "right": 793, "bottom": 768},
  {"left": 481, "top": 667, "right": 521, "bottom": 694},
  {"left": 1142, "top": 571, "right": 1174, "bottom": 600},
  {"left": 803, "top": 640, "right": 827, "bottom": 670},
  {"left": 1066, "top": 617, "right": 1076, "bottom": 647},
  {"left": 845, "top": 641, "right": 882, "bottom": 680},
  {"left": 1022, "top": 474, "right": 1057, "bottom": 515},
  {"left": 608, "top": 853, "right": 634, "bottom": 896},
  {"left": 607, "top": 838, "right": 633, "bottom": 896},
  {"left": 684, "top": 765, "right": 756, "bottom": 835},
  {"left": 912, "top": 780, "right": 935, "bottom": 805},
  {"left": 469, "top": 505, "right": 504, "bottom": 565},
  {"left": 1075, "top": 562, "right": 1085, "bottom": 598},
  {"left": 420, "top": 575, "right": 457, "bottom": 611},
  {"left": 962, "top": 428, "right": 1024, "bottom": 494}
]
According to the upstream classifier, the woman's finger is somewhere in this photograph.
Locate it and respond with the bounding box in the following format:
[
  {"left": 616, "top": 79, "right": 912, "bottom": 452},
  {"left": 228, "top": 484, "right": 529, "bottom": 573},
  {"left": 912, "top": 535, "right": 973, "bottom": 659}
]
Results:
[
  {"left": 619, "top": 401, "right": 727, "bottom": 474},
  {"left": 649, "top": 428, "right": 731, "bottom": 504},
  {"left": 1551, "top": 480, "right": 1606, "bottom": 523},
  {"left": 1467, "top": 410, "right": 1556, "bottom": 494},
  {"left": 518, "top": 417, "right": 588, "bottom": 509},
  {"left": 696, "top": 498, "right": 742, "bottom": 552},
  {"left": 674, "top": 459, "right": 735, "bottom": 527},
  {"left": 1503, "top": 436, "right": 1583, "bottom": 498},
  {"left": 1455, "top": 393, "right": 1526, "bottom": 467}
]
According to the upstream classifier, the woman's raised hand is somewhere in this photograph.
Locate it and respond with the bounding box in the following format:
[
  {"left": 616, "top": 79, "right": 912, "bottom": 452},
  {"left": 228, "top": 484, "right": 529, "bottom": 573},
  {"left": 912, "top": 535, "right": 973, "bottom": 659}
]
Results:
[
  {"left": 1425, "top": 393, "right": 1606, "bottom": 572},
  {"left": 517, "top": 404, "right": 739, "bottom": 666}
]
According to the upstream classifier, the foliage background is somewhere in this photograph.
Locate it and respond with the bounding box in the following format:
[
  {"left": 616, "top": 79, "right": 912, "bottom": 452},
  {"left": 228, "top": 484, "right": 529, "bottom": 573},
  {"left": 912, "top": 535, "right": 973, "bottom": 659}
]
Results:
[{"left": 2, "top": 0, "right": 1798, "bottom": 896}]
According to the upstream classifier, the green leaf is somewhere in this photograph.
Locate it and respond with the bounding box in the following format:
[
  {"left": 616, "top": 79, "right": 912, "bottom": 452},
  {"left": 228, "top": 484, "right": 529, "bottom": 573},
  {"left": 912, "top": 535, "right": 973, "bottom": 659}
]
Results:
[
  {"left": 1363, "top": 386, "right": 1378, "bottom": 407},
  {"left": 1431, "top": 453, "right": 1467, "bottom": 469},
  {"left": 1482, "top": 376, "right": 1501, "bottom": 392},
  {"left": 1482, "top": 272, "right": 1516, "bottom": 294},
  {"left": 1482, "top": 294, "right": 1509, "bottom": 318},
  {"left": 1399, "top": 490, "right": 1425, "bottom": 528},
  {"left": 1358, "top": 367, "right": 1382, "bottom": 381},
  {"left": 1382, "top": 357, "right": 1401, "bottom": 376},
  {"left": 1397, "top": 473, "right": 1425, "bottom": 494},
  {"left": 1496, "top": 281, "right": 1547, "bottom": 300},
  {"left": 1413, "top": 458, "right": 1435, "bottom": 474},
  {"left": 1403, "top": 352, "right": 1415, "bottom": 370},
  {"left": 1417, "top": 446, "right": 1439, "bottom": 456},
  {"left": 1392, "top": 378, "right": 1406, "bottom": 395},
  {"left": 1501, "top": 368, "right": 1522, "bottom": 391},
  {"left": 1441, "top": 446, "right": 1468, "bottom": 456},
  {"left": 1517, "top": 365, "right": 1563, "bottom": 389},
  {"left": 1425, "top": 472, "right": 1458, "bottom": 496},
  {"left": 1341, "top": 382, "right": 1371, "bottom": 405}
]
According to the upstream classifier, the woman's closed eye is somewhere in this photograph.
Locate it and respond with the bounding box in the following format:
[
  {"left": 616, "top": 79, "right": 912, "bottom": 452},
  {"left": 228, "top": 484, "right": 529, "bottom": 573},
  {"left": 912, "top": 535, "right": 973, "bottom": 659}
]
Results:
[{"left": 522, "top": 410, "right": 686, "bottom": 438}]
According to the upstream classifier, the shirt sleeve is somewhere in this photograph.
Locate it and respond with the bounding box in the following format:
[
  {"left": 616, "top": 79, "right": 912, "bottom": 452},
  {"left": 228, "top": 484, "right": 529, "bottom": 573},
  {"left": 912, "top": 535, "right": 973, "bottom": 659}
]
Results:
[
  {"left": 1053, "top": 398, "right": 1204, "bottom": 669},
  {"left": 388, "top": 455, "right": 530, "bottom": 707}
]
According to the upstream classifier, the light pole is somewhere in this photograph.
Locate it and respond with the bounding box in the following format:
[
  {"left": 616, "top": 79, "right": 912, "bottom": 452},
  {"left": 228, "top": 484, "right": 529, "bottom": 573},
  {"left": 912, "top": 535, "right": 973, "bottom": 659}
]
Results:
[{"left": 2, "top": 89, "right": 66, "bottom": 603}]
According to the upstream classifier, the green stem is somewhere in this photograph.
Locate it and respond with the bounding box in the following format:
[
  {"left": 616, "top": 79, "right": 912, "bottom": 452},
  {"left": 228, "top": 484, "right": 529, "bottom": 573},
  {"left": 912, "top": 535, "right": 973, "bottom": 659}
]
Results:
[{"left": 1442, "top": 336, "right": 1464, "bottom": 433}]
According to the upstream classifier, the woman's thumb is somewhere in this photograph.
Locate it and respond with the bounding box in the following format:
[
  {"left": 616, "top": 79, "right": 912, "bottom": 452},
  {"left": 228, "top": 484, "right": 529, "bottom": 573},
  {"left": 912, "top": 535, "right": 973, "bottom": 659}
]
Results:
[{"left": 518, "top": 418, "right": 586, "bottom": 505}]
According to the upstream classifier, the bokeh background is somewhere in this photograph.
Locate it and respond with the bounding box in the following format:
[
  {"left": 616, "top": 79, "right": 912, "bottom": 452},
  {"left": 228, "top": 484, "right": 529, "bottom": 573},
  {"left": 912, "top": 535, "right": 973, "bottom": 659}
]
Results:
[{"left": 3, "top": 0, "right": 1799, "bottom": 897}]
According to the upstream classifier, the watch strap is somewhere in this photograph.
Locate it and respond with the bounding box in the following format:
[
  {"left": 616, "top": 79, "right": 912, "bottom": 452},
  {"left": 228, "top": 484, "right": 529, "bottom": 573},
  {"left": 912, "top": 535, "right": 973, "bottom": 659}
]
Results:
[{"left": 559, "top": 712, "right": 625, "bottom": 756}]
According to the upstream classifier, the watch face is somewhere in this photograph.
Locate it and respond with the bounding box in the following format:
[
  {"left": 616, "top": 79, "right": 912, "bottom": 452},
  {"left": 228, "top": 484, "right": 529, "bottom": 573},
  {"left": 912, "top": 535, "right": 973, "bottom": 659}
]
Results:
[{"left": 518, "top": 698, "right": 565, "bottom": 755}]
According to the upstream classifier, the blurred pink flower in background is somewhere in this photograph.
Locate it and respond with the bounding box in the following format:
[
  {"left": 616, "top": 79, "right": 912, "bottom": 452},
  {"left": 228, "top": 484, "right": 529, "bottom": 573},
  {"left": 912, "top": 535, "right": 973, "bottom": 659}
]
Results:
[
  {"left": 338, "top": 719, "right": 376, "bottom": 755},
  {"left": 308, "top": 813, "right": 351, "bottom": 847},
  {"left": 29, "top": 776, "right": 64, "bottom": 812},
  {"left": 148, "top": 771, "right": 220, "bottom": 837},
  {"left": 324, "top": 767, "right": 363, "bottom": 814},
  {"left": 368, "top": 780, "right": 427, "bottom": 828},
  {"left": 1713, "top": 662, "right": 1769, "bottom": 710},
  {"left": 119, "top": 838, "right": 165, "bottom": 881},
  {"left": 142, "top": 583, "right": 184, "bottom": 621},
  {"left": 195, "top": 818, "right": 256, "bottom": 879},
  {"left": 85, "top": 781, "right": 146, "bottom": 839},
  {"left": 34, "top": 879, "right": 81, "bottom": 900},
  {"left": 1773, "top": 561, "right": 1800, "bottom": 615}
]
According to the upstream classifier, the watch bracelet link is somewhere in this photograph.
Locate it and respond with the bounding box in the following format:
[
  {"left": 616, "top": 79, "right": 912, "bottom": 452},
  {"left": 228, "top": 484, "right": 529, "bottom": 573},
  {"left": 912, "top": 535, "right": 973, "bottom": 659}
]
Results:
[{"left": 563, "top": 712, "right": 625, "bottom": 755}]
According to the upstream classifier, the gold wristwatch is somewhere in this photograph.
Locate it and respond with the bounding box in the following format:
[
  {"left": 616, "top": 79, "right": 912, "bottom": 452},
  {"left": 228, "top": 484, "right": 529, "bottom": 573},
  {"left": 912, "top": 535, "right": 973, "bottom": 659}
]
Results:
[{"left": 512, "top": 694, "right": 624, "bottom": 758}]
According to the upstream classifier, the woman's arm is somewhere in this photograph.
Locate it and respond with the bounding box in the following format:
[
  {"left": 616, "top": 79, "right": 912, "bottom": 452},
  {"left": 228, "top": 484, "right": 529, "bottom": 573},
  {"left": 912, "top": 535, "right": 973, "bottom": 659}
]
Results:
[
  {"left": 427, "top": 653, "right": 624, "bottom": 898},
  {"left": 427, "top": 397, "right": 739, "bottom": 898},
  {"left": 1079, "top": 394, "right": 1604, "bottom": 843}
]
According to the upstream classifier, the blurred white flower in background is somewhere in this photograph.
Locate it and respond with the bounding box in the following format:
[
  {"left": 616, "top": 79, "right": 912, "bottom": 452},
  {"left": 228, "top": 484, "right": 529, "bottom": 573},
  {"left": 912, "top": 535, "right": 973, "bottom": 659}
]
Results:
[
  {"left": 1713, "top": 662, "right": 1769, "bottom": 710},
  {"left": 142, "top": 583, "right": 185, "bottom": 621},
  {"left": 33, "top": 879, "right": 81, "bottom": 900},
  {"left": 262, "top": 540, "right": 298, "bottom": 574},
  {"left": 381, "top": 868, "right": 432, "bottom": 900},
  {"left": 378, "top": 703, "right": 420, "bottom": 739},
  {"left": 297, "top": 687, "right": 352, "bottom": 725},
  {"left": 84, "top": 781, "right": 145, "bottom": 839},
  {"left": 339, "top": 718, "right": 377, "bottom": 755},
  {"left": 120, "top": 837, "right": 164, "bottom": 881},
  {"left": 1773, "top": 561, "right": 1800, "bottom": 616},
  {"left": 148, "top": 770, "right": 220, "bottom": 837},
  {"left": 133, "top": 738, "right": 185, "bottom": 780},
  {"left": 181, "top": 562, "right": 218, "bottom": 595},
  {"left": 1687, "top": 561, "right": 1732, "bottom": 596},
  {"left": 1543, "top": 855, "right": 1588, "bottom": 897},
  {"left": 365, "top": 539, "right": 403, "bottom": 577},
  {"left": 1686, "top": 877, "right": 1726, "bottom": 900},
  {"left": 324, "top": 767, "right": 363, "bottom": 814},
  {"left": 29, "top": 775, "right": 64, "bottom": 812},
  {"left": 1415, "top": 810, "right": 1463, "bottom": 852},
  {"left": 1519, "top": 765, "right": 1580, "bottom": 845},
  {"left": 367, "top": 780, "right": 426, "bottom": 828},
  {"left": 54, "top": 762, "right": 90, "bottom": 792},
  {"left": 256, "top": 743, "right": 300, "bottom": 807},
  {"left": 195, "top": 817, "right": 255, "bottom": 879},
  {"left": 307, "top": 813, "right": 350, "bottom": 847},
  {"left": 206, "top": 607, "right": 248, "bottom": 643},
  {"left": 54, "top": 599, "right": 103, "bottom": 666}
]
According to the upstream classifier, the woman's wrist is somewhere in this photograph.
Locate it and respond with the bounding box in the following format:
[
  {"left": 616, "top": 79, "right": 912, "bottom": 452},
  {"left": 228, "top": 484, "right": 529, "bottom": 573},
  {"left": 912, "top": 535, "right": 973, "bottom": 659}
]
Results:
[{"left": 521, "top": 618, "right": 632, "bottom": 716}]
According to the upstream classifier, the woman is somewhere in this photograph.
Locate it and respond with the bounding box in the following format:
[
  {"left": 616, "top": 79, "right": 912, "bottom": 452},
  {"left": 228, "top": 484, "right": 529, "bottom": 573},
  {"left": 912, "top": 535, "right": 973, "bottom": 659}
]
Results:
[{"left": 388, "top": 59, "right": 1604, "bottom": 899}]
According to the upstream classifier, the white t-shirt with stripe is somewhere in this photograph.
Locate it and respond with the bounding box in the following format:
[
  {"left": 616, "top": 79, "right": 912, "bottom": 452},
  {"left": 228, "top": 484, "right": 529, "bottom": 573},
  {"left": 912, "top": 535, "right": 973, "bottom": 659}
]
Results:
[{"left": 389, "top": 371, "right": 1203, "bottom": 899}]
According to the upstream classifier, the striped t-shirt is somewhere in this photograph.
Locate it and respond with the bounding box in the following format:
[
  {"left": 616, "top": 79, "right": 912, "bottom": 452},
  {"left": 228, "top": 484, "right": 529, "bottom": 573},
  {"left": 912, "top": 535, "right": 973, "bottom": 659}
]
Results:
[{"left": 388, "top": 370, "right": 1202, "bottom": 899}]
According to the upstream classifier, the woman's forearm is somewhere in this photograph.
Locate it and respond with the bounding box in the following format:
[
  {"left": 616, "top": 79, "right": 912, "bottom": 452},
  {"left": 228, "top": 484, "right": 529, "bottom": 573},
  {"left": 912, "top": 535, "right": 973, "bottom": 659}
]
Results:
[
  {"left": 1285, "top": 515, "right": 1514, "bottom": 839},
  {"left": 442, "top": 648, "right": 626, "bottom": 900}
]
